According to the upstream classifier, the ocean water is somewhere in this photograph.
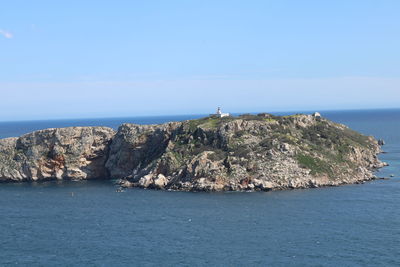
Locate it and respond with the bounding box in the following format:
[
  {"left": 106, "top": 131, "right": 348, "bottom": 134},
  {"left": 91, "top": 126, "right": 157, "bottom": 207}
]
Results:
[{"left": 0, "top": 109, "right": 399, "bottom": 266}]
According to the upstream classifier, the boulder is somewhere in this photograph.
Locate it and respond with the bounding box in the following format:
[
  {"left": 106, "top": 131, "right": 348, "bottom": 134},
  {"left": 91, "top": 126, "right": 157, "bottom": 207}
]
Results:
[{"left": 154, "top": 174, "right": 168, "bottom": 189}]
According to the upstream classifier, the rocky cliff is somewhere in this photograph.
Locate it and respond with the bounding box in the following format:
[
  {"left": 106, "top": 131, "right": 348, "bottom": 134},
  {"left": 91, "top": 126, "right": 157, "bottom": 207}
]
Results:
[
  {"left": 0, "top": 127, "right": 115, "bottom": 181},
  {"left": 0, "top": 114, "right": 386, "bottom": 191}
]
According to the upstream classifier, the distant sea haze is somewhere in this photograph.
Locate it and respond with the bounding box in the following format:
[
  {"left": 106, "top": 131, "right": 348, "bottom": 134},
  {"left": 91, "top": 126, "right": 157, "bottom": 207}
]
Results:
[{"left": 0, "top": 109, "right": 399, "bottom": 266}]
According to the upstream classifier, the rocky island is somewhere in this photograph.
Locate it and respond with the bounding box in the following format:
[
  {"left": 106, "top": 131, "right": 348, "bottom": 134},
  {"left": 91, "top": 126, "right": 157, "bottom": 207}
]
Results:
[{"left": 0, "top": 113, "right": 386, "bottom": 191}]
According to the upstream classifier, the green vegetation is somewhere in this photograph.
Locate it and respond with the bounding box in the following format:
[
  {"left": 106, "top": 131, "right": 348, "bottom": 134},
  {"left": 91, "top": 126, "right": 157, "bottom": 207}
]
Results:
[
  {"left": 263, "top": 118, "right": 277, "bottom": 123},
  {"left": 201, "top": 117, "right": 220, "bottom": 129},
  {"left": 302, "top": 122, "right": 370, "bottom": 148},
  {"left": 170, "top": 151, "right": 184, "bottom": 164},
  {"left": 296, "top": 153, "right": 333, "bottom": 177},
  {"left": 173, "top": 113, "right": 374, "bottom": 181},
  {"left": 186, "top": 116, "right": 236, "bottom": 131},
  {"left": 187, "top": 118, "right": 209, "bottom": 131},
  {"left": 280, "top": 134, "right": 298, "bottom": 145},
  {"left": 228, "top": 143, "right": 251, "bottom": 158},
  {"left": 186, "top": 114, "right": 283, "bottom": 131},
  {"left": 239, "top": 113, "right": 280, "bottom": 121},
  {"left": 207, "top": 149, "right": 227, "bottom": 161}
]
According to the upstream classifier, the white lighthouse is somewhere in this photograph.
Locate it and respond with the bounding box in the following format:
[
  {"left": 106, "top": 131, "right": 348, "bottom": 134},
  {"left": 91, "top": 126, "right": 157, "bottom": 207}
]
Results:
[{"left": 212, "top": 107, "right": 230, "bottom": 118}]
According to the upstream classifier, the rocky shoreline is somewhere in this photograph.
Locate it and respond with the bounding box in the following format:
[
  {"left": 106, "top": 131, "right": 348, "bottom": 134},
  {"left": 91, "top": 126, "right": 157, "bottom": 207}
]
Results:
[{"left": 0, "top": 113, "right": 387, "bottom": 191}]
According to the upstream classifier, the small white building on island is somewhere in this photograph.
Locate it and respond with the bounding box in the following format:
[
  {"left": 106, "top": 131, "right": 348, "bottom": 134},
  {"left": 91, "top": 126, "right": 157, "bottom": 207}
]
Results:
[
  {"left": 313, "top": 112, "right": 321, "bottom": 118},
  {"left": 211, "top": 107, "right": 230, "bottom": 118}
]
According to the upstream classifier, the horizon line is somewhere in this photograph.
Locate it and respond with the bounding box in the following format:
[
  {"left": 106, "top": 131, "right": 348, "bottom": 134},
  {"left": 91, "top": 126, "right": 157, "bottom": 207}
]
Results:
[{"left": 1, "top": 107, "right": 399, "bottom": 123}]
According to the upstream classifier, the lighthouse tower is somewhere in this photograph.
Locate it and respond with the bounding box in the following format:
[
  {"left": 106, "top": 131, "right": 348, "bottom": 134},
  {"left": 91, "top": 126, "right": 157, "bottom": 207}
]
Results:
[{"left": 212, "top": 107, "right": 230, "bottom": 118}]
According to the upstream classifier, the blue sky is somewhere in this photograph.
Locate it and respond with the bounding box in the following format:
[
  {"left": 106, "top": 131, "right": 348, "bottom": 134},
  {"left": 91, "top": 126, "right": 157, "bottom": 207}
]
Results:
[{"left": 1, "top": 0, "right": 399, "bottom": 121}]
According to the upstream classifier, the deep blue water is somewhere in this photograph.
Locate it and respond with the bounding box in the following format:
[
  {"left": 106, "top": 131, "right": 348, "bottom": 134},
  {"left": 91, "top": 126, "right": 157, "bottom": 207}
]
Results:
[{"left": 0, "top": 109, "right": 399, "bottom": 266}]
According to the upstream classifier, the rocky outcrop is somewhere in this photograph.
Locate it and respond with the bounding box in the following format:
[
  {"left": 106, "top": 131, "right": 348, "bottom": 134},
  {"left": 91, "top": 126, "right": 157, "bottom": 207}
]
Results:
[
  {"left": 0, "top": 114, "right": 387, "bottom": 191},
  {"left": 0, "top": 127, "right": 115, "bottom": 181},
  {"left": 105, "top": 122, "right": 181, "bottom": 179},
  {"left": 109, "top": 114, "right": 386, "bottom": 191}
]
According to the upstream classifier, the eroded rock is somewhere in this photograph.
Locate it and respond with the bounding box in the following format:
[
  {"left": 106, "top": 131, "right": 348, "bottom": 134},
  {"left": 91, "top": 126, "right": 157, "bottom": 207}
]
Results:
[
  {"left": 107, "top": 114, "right": 386, "bottom": 191},
  {"left": 0, "top": 127, "right": 115, "bottom": 181},
  {"left": 0, "top": 114, "right": 386, "bottom": 191}
]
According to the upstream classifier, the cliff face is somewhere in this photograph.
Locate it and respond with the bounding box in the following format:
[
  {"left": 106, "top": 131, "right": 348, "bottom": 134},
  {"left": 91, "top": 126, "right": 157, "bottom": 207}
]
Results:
[
  {"left": 105, "top": 122, "right": 181, "bottom": 179},
  {"left": 109, "top": 114, "right": 385, "bottom": 191},
  {"left": 0, "top": 127, "right": 115, "bottom": 181},
  {"left": 0, "top": 114, "right": 386, "bottom": 191}
]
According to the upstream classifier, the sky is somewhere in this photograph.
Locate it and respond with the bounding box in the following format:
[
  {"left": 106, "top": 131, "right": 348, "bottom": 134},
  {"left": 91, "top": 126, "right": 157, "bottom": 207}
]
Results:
[{"left": 1, "top": 0, "right": 399, "bottom": 121}]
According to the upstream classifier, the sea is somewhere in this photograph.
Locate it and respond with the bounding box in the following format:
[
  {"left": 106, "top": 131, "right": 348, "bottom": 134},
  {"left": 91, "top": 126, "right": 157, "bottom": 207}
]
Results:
[{"left": 0, "top": 109, "right": 399, "bottom": 266}]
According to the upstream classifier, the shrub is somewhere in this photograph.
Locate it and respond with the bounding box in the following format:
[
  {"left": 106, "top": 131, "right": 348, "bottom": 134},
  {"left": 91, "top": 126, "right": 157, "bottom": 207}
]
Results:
[
  {"left": 207, "top": 150, "right": 227, "bottom": 161},
  {"left": 296, "top": 153, "right": 333, "bottom": 176}
]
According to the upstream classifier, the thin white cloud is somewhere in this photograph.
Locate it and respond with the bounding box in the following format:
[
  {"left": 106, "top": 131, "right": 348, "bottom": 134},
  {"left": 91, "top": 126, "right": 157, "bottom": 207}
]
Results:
[{"left": 0, "top": 29, "right": 13, "bottom": 39}]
